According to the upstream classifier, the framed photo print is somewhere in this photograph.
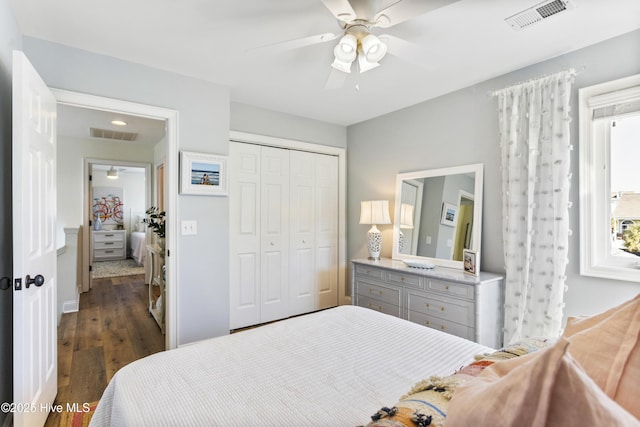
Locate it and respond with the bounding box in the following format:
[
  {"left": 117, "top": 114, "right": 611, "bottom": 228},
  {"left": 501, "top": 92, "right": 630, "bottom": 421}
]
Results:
[
  {"left": 463, "top": 249, "right": 479, "bottom": 276},
  {"left": 180, "top": 151, "right": 228, "bottom": 196},
  {"left": 440, "top": 202, "right": 458, "bottom": 227}
]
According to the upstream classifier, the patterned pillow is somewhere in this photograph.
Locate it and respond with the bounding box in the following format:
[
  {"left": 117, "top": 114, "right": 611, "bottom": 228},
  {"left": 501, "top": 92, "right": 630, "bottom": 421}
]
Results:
[{"left": 362, "top": 338, "right": 552, "bottom": 427}]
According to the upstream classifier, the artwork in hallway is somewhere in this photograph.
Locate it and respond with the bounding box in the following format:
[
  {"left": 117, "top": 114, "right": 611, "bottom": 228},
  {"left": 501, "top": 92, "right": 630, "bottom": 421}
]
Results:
[{"left": 93, "top": 186, "right": 124, "bottom": 226}]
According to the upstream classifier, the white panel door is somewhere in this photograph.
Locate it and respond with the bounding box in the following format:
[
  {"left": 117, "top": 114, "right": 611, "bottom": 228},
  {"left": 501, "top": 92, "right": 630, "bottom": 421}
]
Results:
[
  {"left": 289, "top": 151, "right": 316, "bottom": 316},
  {"left": 260, "top": 147, "right": 289, "bottom": 323},
  {"left": 315, "top": 154, "right": 339, "bottom": 309},
  {"left": 229, "top": 142, "right": 261, "bottom": 329},
  {"left": 12, "top": 50, "right": 58, "bottom": 427}
]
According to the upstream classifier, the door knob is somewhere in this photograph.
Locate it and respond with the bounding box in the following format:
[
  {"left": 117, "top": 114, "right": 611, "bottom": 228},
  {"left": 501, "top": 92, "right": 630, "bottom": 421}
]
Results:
[{"left": 25, "top": 274, "right": 45, "bottom": 288}]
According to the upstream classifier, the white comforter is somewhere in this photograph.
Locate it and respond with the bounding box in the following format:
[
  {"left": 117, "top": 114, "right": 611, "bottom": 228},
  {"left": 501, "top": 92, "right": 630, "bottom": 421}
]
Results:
[{"left": 91, "top": 305, "right": 493, "bottom": 426}]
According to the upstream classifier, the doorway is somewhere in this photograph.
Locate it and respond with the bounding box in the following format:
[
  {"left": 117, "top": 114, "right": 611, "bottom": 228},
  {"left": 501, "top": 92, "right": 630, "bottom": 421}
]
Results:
[{"left": 53, "top": 89, "right": 178, "bottom": 349}]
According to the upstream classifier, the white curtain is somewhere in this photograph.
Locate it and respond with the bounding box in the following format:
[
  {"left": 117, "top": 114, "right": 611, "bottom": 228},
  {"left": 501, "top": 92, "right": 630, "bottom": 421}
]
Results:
[{"left": 496, "top": 69, "right": 575, "bottom": 344}]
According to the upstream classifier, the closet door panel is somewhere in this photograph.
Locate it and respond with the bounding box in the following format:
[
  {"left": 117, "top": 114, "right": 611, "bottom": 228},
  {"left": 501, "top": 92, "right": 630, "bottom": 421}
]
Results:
[
  {"left": 316, "top": 153, "right": 339, "bottom": 309},
  {"left": 289, "top": 150, "right": 316, "bottom": 315},
  {"left": 230, "top": 142, "right": 261, "bottom": 329},
  {"left": 260, "top": 147, "right": 290, "bottom": 323}
]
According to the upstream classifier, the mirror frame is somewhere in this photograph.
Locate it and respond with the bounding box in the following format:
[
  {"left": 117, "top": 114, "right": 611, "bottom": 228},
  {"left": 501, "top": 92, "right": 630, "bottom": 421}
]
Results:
[{"left": 392, "top": 163, "right": 484, "bottom": 270}]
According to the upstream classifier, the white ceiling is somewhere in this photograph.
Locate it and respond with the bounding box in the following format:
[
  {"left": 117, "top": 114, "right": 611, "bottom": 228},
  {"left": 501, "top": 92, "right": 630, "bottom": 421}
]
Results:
[{"left": 10, "top": 0, "right": 640, "bottom": 127}]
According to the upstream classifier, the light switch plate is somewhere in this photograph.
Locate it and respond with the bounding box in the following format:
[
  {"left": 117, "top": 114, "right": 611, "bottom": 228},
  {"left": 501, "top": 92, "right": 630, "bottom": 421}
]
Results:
[{"left": 181, "top": 220, "right": 197, "bottom": 235}]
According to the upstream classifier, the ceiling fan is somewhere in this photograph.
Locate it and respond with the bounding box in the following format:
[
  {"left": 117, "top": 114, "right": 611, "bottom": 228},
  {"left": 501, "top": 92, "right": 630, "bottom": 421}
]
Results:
[{"left": 251, "top": 0, "right": 459, "bottom": 88}]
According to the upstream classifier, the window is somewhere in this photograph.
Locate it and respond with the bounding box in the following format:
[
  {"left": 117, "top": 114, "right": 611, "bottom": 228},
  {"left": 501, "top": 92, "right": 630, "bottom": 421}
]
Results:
[{"left": 579, "top": 74, "right": 640, "bottom": 282}]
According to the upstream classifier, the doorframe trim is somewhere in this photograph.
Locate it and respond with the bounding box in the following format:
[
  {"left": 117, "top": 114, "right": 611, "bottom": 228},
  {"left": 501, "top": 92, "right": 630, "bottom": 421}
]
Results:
[
  {"left": 52, "top": 88, "right": 179, "bottom": 350},
  {"left": 229, "top": 131, "right": 349, "bottom": 305}
]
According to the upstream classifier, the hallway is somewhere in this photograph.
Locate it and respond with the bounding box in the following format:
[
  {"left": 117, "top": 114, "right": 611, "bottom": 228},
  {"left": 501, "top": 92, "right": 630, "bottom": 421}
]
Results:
[{"left": 45, "top": 274, "right": 164, "bottom": 426}]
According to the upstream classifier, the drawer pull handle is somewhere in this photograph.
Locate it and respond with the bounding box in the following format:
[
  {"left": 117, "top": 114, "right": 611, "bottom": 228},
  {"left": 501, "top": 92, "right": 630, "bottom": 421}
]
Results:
[
  {"left": 441, "top": 325, "right": 446, "bottom": 330},
  {"left": 104, "top": 242, "right": 114, "bottom": 245},
  {"left": 368, "top": 303, "right": 382, "bottom": 311},
  {"left": 400, "top": 277, "right": 404, "bottom": 281},
  {"left": 105, "top": 250, "right": 114, "bottom": 254},
  {"left": 105, "top": 234, "right": 114, "bottom": 237},
  {"left": 426, "top": 303, "right": 430, "bottom": 308},
  {"left": 441, "top": 307, "right": 445, "bottom": 312},
  {"left": 445, "top": 285, "right": 450, "bottom": 290},
  {"left": 425, "top": 321, "right": 430, "bottom": 325}
]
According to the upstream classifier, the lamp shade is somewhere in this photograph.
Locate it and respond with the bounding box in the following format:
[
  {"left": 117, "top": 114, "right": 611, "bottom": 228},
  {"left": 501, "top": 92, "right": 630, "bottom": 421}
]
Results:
[
  {"left": 361, "top": 34, "right": 387, "bottom": 63},
  {"left": 359, "top": 200, "right": 391, "bottom": 225},
  {"left": 399, "top": 203, "right": 414, "bottom": 229},
  {"left": 334, "top": 34, "right": 357, "bottom": 62}
]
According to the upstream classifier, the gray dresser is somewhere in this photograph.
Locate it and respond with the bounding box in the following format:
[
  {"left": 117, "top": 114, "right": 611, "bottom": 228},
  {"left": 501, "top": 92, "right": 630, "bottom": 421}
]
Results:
[{"left": 352, "top": 258, "right": 504, "bottom": 348}]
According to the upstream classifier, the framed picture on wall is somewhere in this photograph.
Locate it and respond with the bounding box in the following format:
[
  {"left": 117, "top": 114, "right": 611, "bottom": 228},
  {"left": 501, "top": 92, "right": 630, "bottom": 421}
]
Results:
[
  {"left": 463, "top": 249, "right": 479, "bottom": 276},
  {"left": 440, "top": 202, "right": 458, "bottom": 227},
  {"left": 180, "top": 151, "right": 228, "bottom": 196}
]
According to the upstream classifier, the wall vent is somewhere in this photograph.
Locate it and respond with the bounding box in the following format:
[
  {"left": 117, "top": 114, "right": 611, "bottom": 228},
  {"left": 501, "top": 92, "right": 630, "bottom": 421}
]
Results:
[
  {"left": 505, "top": 0, "right": 574, "bottom": 31},
  {"left": 90, "top": 127, "right": 138, "bottom": 141}
]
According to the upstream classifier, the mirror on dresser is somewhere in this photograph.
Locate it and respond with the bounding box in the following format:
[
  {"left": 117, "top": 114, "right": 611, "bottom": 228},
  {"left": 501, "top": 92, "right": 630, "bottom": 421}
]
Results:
[{"left": 392, "top": 163, "right": 484, "bottom": 270}]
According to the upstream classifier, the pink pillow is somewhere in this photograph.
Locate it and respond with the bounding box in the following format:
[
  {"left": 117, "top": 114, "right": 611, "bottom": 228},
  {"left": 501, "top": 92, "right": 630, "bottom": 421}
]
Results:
[
  {"left": 563, "top": 293, "right": 640, "bottom": 418},
  {"left": 446, "top": 338, "right": 639, "bottom": 426}
]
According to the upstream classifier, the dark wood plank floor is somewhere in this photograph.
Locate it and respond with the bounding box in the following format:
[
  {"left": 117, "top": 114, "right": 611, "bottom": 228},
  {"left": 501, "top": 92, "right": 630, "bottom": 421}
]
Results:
[{"left": 45, "top": 274, "right": 164, "bottom": 427}]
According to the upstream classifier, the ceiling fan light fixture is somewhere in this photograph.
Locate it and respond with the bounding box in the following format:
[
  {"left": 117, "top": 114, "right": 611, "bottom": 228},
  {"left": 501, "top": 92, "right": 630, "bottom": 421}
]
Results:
[
  {"left": 334, "top": 34, "right": 357, "bottom": 62},
  {"left": 357, "top": 51, "right": 380, "bottom": 73},
  {"left": 331, "top": 57, "right": 353, "bottom": 73},
  {"left": 362, "top": 34, "right": 388, "bottom": 63},
  {"left": 107, "top": 166, "right": 119, "bottom": 179}
]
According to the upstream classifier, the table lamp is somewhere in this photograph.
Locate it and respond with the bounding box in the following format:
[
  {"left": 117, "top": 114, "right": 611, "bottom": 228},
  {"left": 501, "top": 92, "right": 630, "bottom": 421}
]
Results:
[{"left": 359, "top": 200, "right": 391, "bottom": 260}]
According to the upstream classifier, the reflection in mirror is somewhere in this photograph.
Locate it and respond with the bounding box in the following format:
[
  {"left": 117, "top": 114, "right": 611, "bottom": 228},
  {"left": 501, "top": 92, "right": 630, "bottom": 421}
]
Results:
[{"left": 393, "top": 164, "right": 484, "bottom": 270}]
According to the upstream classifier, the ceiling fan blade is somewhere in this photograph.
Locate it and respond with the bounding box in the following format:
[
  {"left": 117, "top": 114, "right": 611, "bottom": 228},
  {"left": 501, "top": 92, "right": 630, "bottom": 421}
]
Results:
[
  {"left": 247, "top": 32, "right": 339, "bottom": 54},
  {"left": 324, "top": 68, "right": 348, "bottom": 90},
  {"left": 381, "top": 34, "right": 437, "bottom": 69},
  {"left": 319, "top": 0, "right": 357, "bottom": 23},
  {"left": 374, "top": 0, "right": 460, "bottom": 28}
]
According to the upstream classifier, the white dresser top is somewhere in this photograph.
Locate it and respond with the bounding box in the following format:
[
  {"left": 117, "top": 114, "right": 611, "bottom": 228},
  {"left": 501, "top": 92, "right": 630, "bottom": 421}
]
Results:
[{"left": 352, "top": 258, "right": 503, "bottom": 285}]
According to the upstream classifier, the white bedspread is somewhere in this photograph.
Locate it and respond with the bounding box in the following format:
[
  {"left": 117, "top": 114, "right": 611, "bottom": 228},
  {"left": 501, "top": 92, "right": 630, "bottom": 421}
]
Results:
[
  {"left": 130, "top": 231, "right": 146, "bottom": 266},
  {"left": 91, "top": 305, "right": 493, "bottom": 426}
]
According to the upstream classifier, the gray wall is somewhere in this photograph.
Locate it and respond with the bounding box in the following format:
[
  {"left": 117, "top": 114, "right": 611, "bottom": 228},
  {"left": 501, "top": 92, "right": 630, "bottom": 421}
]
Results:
[
  {"left": 230, "top": 102, "right": 347, "bottom": 148},
  {"left": 347, "top": 29, "right": 640, "bottom": 321},
  {"left": 0, "top": 0, "right": 21, "bottom": 420}
]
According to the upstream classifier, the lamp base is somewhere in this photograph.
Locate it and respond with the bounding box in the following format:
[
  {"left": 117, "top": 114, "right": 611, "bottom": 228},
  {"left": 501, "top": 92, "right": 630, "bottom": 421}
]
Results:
[
  {"left": 367, "top": 224, "right": 382, "bottom": 260},
  {"left": 367, "top": 256, "right": 381, "bottom": 261}
]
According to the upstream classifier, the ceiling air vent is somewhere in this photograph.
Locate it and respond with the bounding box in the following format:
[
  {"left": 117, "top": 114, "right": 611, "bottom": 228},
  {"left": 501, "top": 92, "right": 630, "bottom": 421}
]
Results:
[
  {"left": 90, "top": 127, "right": 138, "bottom": 141},
  {"left": 505, "top": 0, "right": 574, "bottom": 31}
]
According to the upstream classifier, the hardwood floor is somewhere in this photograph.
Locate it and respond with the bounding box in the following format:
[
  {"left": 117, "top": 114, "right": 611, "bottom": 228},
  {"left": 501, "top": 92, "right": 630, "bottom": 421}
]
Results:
[{"left": 45, "top": 274, "right": 164, "bottom": 427}]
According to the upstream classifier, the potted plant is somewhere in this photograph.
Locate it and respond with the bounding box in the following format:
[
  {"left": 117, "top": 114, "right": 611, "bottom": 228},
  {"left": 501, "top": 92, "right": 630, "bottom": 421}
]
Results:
[{"left": 143, "top": 207, "right": 165, "bottom": 247}]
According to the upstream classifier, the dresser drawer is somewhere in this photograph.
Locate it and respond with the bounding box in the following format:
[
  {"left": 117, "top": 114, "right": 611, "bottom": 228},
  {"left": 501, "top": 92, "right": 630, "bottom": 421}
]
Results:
[
  {"left": 94, "top": 247, "right": 125, "bottom": 260},
  {"left": 94, "top": 231, "right": 125, "bottom": 243},
  {"left": 407, "top": 310, "right": 475, "bottom": 341},
  {"left": 406, "top": 291, "right": 475, "bottom": 326},
  {"left": 388, "top": 271, "right": 421, "bottom": 289},
  {"left": 354, "top": 264, "right": 385, "bottom": 280},
  {"left": 356, "top": 280, "right": 401, "bottom": 307},
  {"left": 94, "top": 240, "right": 124, "bottom": 250},
  {"left": 356, "top": 294, "right": 402, "bottom": 317},
  {"left": 425, "top": 279, "right": 474, "bottom": 300}
]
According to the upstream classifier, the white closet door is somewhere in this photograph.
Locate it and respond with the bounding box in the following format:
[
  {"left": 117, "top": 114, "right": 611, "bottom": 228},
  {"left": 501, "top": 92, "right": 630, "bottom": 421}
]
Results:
[
  {"left": 315, "top": 153, "right": 339, "bottom": 309},
  {"left": 289, "top": 150, "right": 316, "bottom": 315},
  {"left": 229, "top": 142, "right": 261, "bottom": 329},
  {"left": 260, "top": 146, "right": 290, "bottom": 323},
  {"left": 289, "top": 151, "right": 339, "bottom": 315}
]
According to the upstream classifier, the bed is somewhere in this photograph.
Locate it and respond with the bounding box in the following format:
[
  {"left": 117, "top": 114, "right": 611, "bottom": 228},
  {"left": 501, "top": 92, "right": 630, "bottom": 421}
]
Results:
[
  {"left": 129, "top": 231, "right": 146, "bottom": 266},
  {"left": 90, "top": 306, "right": 492, "bottom": 426},
  {"left": 90, "top": 296, "right": 640, "bottom": 426}
]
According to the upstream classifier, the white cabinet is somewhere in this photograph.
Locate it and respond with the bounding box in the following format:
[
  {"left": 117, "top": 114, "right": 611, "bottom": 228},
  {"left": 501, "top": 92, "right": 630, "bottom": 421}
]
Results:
[
  {"left": 352, "top": 258, "right": 504, "bottom": 348},
  {"left": 93, "top": 230, "right": 126, "bottom": 261},
  {"left": 229, "top": 142, "right": 339, "bottom": 329}
]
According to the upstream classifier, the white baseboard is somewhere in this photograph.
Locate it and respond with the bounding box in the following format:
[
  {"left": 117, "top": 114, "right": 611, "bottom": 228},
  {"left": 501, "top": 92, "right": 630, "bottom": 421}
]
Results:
[{"left": 62, "top": 301, "right": 78, "bottom": 313}]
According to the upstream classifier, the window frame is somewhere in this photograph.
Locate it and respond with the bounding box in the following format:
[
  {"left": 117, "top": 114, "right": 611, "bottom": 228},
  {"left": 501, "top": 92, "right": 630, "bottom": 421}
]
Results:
[{"left": 579, "top": 74, "right": 640, "bottom": 282}]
